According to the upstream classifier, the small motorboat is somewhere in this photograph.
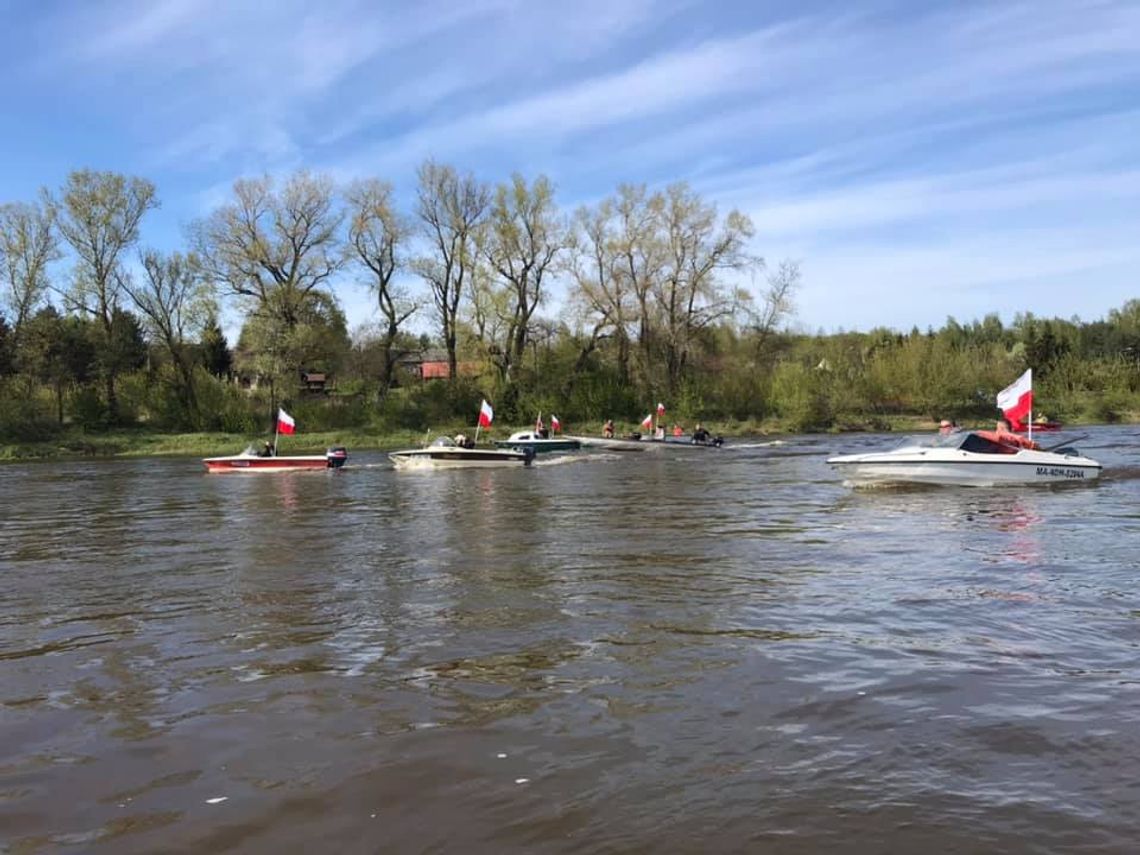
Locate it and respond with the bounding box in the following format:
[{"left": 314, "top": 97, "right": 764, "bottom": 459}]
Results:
[
  {"left": 566, "top": 434, "right": 654, "bottom": 452},
  {"left": 389, "top": 436, "right": 534, "bottom": 470},
  {"left": 203, "top": 444, "right": 348, "bottom": 473},
  {"left": 828, "top": 430, "right": 1102, "bottom": 487},
  {"left": 661, "top": 434, "right": 725, "bottom": 448},
  {"left": 493, "top": 431, "right": 581, "bottom": 454}
]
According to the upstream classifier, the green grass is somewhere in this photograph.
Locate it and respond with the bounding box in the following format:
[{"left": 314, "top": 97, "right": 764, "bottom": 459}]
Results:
[{"left": 2, "top": 411, "right": 1134, "bottom": 462}]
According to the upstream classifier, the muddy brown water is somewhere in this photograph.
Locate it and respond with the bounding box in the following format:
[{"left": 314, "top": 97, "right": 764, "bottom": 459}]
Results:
[{"left": 3, "top": 427, "right": 1140, "bottom": 852}]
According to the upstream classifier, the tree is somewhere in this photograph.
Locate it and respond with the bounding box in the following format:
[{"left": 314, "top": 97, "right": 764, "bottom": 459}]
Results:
[
  {"left": 120, "top": 250, "right": 215, "bottom": 424},
  {"left": 750, "top": 259, "right": 799, "bottom": 364},
  {"left": 345, "top": 178, "right": 418, "bottom": 395},
  {"left": 412, "top": 161, "right": 489, "bottom": 381},
  {"left": 200, "top": 312, "right": 232, "bottom": 378},
  {"left": 49, "top": 170, "right": 157, "bottom": 423},
  {"left": 484, "top": 173, "right": 566, "bottom": 381},
  {"left": 611, "top": 184, "right": 666, "bottom": 384},
  {"left": 654, "top": 183, "right": 756, "bottom": 391},
  {"left": 193, "top": 170, "right": 344, "bottom": 377},
  {"left": 21, "top": 307, "right": 97, "bottom": 423},
  {"left": 568, "top": 198, "right": 628, "bottom": 377},
  {"left": 0, "top": 200, "right": 60, "bottom": 341}
]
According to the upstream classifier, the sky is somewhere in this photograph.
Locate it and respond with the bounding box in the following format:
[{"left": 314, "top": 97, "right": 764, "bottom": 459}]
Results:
[{"left": 2, "top": 0, "right": 1138, "bottom": 336}]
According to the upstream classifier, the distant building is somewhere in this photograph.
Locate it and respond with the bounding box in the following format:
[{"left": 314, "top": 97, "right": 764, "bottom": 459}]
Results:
[
  {"left": 300, "top": 371, "right": 328, "bottom": 393},
  {"left": 396, "top": 349, "right": 480, "bottom": 382}
]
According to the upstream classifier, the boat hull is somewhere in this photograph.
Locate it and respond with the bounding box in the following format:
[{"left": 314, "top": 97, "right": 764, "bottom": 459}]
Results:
[
  {"left": 493, "top": 437, "right": 581, "bottom": 453},
  {"left": 828, "top": 450, "right": 1101, "bottom": 487},
  {"left": 389, "top": 448, "right": 533, "bottom": 469},
  {"left": 203, "top": 454, "right": 346, "bottom": 473}
]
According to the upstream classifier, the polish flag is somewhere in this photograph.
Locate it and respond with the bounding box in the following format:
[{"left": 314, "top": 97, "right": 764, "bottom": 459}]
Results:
[
  {"left": 478, "top": 399, "right": 494, "bottom": 428},
  {"left": 656, "top": 402, "right": 666, "bottom": 416},
  {"left": 997, "top": 369, "right": 1032, "bottom": 427},
  {"left": 277, "top": 408, "right": 296, "bottom": 435},
  {"left": 550, "top": 415, "right": 561, "bottom": 432},
  {"left": 640, "top": 413, "right": 653, "bottom": 430}
]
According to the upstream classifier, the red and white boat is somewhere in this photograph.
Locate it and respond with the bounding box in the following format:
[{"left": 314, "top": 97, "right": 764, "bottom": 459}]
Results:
[{"left": 203, "top": 444, "right": 348, "bottom": 473}]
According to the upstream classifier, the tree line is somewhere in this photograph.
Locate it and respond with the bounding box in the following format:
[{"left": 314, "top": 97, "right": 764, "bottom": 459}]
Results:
[{"left": 1, "top": 166, "right": 1137, "bottom": 442}]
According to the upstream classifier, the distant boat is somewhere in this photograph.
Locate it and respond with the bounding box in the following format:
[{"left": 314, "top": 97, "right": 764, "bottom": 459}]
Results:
[
  {"left": 203, "top": 444, "right": 348, "bottom": 473},
  {"left": 1015, "top": 419, "right": 1063, "bottom": 433},
  {"left": 389, "top": 436, "right": 534, "bottom": 469},
  {"left": 492, "top": 431, "right": 581, "bottom": 454}
]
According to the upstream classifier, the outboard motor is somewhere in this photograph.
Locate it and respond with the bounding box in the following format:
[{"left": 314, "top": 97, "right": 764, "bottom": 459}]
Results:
[
  {"left": 712, "top": 435, "right": 725, "bottom": 447},
  {"left": 522, "top": 447, "right": 537, "bottom": 466},
  {"left": 325, "top": 446, "right": 349, "bottom": 469}
]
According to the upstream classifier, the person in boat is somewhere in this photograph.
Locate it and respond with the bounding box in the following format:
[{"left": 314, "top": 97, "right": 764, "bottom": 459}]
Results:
[
  {"left": 455, "top": 433, "right": 474, "bottom": 449},
  {"left": 692, "top": 423, "right": 711, "bottom": 443},
  {"left": 672, "top": 424, "right": 684, "bottom": 437},
  {"left": 938, "top": 419, "right": 958, "bottom": 435},
  {"left": 259, "top": 440, "right": 275, "bottom": 457},
  {"left": 603, "top": 419, "right": 615, "bottom": 438},
  {"left": 992, "top": 418, "right": 1040, "bottom": 450}
]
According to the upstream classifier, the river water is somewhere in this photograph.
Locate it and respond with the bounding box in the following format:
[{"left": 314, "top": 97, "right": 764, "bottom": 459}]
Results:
[{"left": 3, "top": 426, "right": 1140, "bottom": 853}]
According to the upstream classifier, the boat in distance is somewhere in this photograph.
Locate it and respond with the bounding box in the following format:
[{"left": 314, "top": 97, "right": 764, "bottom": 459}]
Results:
[
  {"left": 389, "top": 436, "right": 535, "bottom": 469},
  {"left": 827, "top": 430, "right": 1102, "bottom": 487},
  {"left": 203, "top": 444, "right": 348, "bottom": 473},
  {"left": 492, "top": 431, "right": 581, "bottom": 454},
  {"left": 568, "top": 432, "right": 724, "bottom": 451}
]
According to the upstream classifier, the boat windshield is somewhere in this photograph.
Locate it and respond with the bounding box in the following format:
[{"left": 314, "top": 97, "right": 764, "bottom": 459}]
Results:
[{"left": 430, "top": 436, "right": 457, "bottom": 448}]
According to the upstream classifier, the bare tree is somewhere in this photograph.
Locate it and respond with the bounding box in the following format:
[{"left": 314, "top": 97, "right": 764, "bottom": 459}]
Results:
[
  {"left": 0, "top": 200, "right": 60, "bottom": 341},
  {"left": 484, "top": 173, "right": 566, "bottom": 381},
  {"left": 412, "top": 161, "right": 489, "bottom": 381},
  {"left": 50, "top": 170, "right": 158, "bottom": 421},
  {"left": 655, "top": 182, "right": 756, "bottom": 391},
  {"left": 345, "top": 178, "right": 418, "bottom": 395},
  {"left": 567, "top": 198, "right": 625, "bottom": 376},
  {"left": 611, "top": 184, "right": 665, "bottom": 382},
  {"left": 194, "top": 170, "right": 343, "bottom": 331},
  {"left": 751, "top": 259, "right": 799, "bottom": 362},
  {"left": 120, "top": 250, "right": 215, "bottom": 422}
]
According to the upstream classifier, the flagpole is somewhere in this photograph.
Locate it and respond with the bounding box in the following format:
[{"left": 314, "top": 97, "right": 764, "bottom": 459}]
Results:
[{"left": 273, "top": 420, "right": 279, "bottom": 456}]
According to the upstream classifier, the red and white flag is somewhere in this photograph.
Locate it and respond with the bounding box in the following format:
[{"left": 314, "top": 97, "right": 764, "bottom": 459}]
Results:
[
  {"left": 656, "top": 402, "right": 666, "bottom": 416},
  {"left": 640, "top": 413, "right": 653, "bottom": 430},
  {"left": 478, "top": 399, "right": 494, "bottom": 428},
  {"left": 550, "top": 414, "right": 561, "bottom": 432},
  {"left": 277, "top": 408, "right": 296, "bottom": 435},
  {"left": 997, "top": 369, "right": 1032, "bottom": 428}
]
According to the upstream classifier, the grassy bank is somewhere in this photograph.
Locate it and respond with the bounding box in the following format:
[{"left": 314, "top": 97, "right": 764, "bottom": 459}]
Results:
[{"left": 3, "top": 412, "right": 1133, "bottom": 462}]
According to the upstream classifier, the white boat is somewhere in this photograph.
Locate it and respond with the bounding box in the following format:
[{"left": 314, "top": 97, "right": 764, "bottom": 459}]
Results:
[
  {"left": 827, "top": 430, "right": 1102, "bottom": 487},
  {"left": 565, "top": 434, "right": 653, "bottom": 452},
  {"left": 389, "top": 436, "right": 534, "bottom": 470},
  {"left": 203, "top": 444, "right": 348, "bottom": 473},
  {"left": 492, "top": 431, "right": 581, "bottom": 454}
]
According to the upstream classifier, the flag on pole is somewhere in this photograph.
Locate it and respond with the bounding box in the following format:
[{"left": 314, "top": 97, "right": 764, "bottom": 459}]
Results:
[
  {"left": 550, "top": 414, "right": 561, "bottom": 432},
  {"left": 656, "top": 402, "right": 666, "bottom": 416},
  {"left": 478, "top": 399, "right": 494, "bottom": 428},
  {"left": 997, "top": 369, "right": 1032, "bottom": 429},
  {"left": 277, "top": 408, "right": 296, "bottom": 435},
  {"left": 535, "top": 414, "right": 544, "bottom": 433},
  {"left": 640, "top": 413, "right": 653, "bottom": 430}
]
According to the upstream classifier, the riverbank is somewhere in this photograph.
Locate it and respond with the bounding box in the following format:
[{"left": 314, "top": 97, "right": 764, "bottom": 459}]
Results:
[{"left": 2, "top": 413, "right": 1129, "bottom": 462}]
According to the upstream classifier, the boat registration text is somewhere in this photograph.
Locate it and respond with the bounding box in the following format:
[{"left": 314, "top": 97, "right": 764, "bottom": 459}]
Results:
[{"left": 1036, "top": 466, "right": 1085, "bottom": 479}]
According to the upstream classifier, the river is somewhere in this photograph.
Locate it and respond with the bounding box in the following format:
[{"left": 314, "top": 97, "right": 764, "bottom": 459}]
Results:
[{"left": 3, "top": 426, "right": 1140, "bottom": 853}]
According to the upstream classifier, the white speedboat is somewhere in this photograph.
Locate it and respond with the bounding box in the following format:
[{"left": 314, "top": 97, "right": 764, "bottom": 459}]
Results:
[
  {"left": 389, "top": 436, "right": 534, "bottom": 470},
  {"left": 203, "top": 444, "right": 348, "bottom": 473},
  {"left": 492, "top": 431, "right": 581, "bottom": 454},
  {"left": 828, "top": 430, "right": 1102, "bottom": 487}
]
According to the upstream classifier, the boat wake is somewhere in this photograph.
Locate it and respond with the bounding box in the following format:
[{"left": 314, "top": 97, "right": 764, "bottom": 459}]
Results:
[
  {"left": 534, "top": 453, "right": 614, "bottom": 467},
  {"left": 729, "top": 440, "right": 785, "bottom": 450}
]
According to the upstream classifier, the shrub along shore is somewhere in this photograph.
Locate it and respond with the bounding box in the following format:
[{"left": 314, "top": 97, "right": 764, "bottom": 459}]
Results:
[{"left": 2, "top": 412, "right": 1131, "bottom": 462}]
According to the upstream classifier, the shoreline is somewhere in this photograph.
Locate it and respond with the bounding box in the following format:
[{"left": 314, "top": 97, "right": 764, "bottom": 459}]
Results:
[{"left": 1, "top": 415, "right": 1129, "bottom": 462}]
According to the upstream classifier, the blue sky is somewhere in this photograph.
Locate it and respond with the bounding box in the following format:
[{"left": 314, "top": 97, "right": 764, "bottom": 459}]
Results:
[{"left": 2, "top": 0, "right": 1138, "bottom": 336}]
